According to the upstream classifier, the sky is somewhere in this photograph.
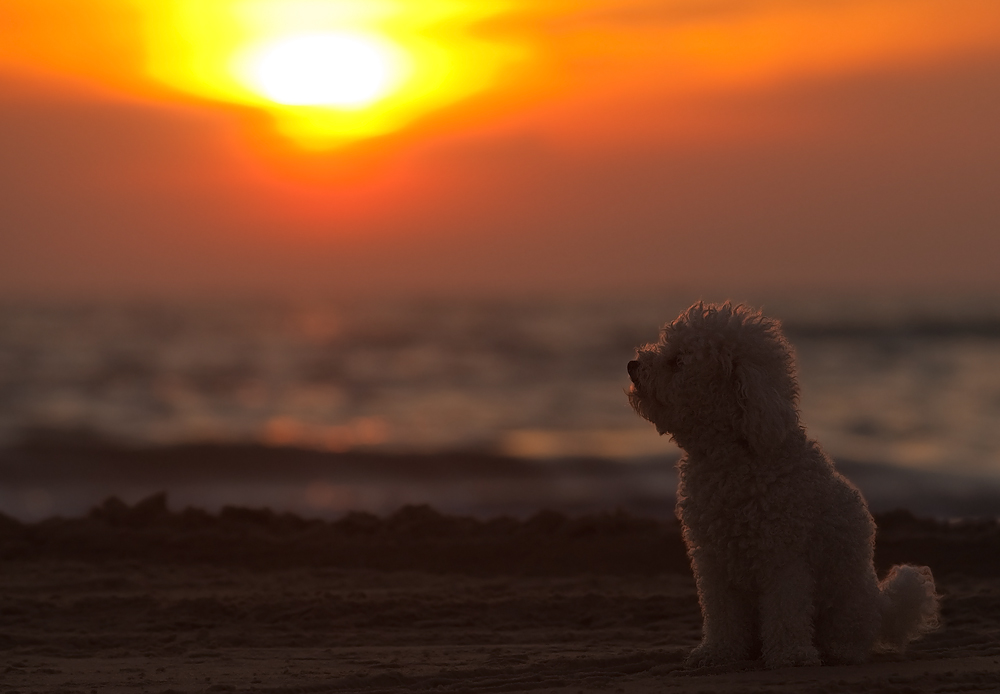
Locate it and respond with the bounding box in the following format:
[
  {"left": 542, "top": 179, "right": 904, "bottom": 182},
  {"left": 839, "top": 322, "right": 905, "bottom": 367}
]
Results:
[{"left": 2, "top": 0, "right": 1000, "bottom": 301}]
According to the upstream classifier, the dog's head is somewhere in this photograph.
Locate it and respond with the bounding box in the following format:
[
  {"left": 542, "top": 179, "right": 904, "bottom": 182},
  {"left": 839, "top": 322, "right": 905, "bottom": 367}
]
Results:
[{"left": 627, "top": 302, "right": 800, "bottom": 452}]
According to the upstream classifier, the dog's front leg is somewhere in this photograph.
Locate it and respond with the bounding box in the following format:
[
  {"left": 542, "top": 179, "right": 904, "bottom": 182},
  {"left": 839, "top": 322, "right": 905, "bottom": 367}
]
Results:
[
  {"left": 686, "top": 553, "right": 756, "bottom": 668},
  {"left": 758, "top": 557, "right": 820, "bottom": 668}
]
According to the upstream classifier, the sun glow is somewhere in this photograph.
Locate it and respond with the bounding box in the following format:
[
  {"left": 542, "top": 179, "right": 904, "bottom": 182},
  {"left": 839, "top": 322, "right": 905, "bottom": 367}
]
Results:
[
  {"left": 4, "top": 1, "right": 999, "bottom": 153},
  {"left": 242, "top": 32, "right": 405, "bottom": 108},
  {"left": 137, "top": 0, "right": 524, "bottom": 150}
]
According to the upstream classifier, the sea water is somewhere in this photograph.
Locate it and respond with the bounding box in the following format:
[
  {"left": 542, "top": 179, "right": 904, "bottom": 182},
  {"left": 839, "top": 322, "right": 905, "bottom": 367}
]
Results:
[{"left": 1, "top": 294, "right": 999, "bottom": 519}]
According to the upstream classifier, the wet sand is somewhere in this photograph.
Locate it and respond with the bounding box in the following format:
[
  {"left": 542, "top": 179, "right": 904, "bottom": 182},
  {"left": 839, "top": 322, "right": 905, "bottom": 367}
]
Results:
[{"left": 1, "top": 499, "right": 999, "bottom": 693}]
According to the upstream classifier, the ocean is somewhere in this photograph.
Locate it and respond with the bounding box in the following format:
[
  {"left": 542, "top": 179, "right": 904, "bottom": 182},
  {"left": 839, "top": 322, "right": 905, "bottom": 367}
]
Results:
[{"left": 2, "top": 293, "right": 1000, "bottom": 521}]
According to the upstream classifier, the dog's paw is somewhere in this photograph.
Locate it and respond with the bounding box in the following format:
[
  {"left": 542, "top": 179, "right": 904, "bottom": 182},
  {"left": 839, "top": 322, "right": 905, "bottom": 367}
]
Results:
[
  {"left": 684, "top": 643, "right": 748, "bottom": 669},
  {"left": 763, "top": 645, "right": 821, "bottom": 669}
]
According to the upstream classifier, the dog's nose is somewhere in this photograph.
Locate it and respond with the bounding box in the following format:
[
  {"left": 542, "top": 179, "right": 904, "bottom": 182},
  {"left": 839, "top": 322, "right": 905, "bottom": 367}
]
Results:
[{"left": 627, "top": 360, "right": 640, "bottom": 382}]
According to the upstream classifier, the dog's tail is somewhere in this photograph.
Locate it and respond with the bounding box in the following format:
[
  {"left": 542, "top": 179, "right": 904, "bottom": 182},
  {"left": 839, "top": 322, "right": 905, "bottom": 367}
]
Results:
[{"left": 877, "top": 564, "right": 940, "bottom": 650}]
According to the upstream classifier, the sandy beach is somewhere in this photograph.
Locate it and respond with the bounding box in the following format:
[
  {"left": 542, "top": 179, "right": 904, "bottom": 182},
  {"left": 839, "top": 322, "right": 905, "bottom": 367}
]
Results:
[{"left": 1, "top": 497, "right": 998, "bottom": 693}]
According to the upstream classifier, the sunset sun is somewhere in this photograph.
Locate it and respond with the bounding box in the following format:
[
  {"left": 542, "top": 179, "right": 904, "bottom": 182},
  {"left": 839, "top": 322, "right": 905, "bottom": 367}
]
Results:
[
  {"left": 245, "top": 32, "right": 404, "bottom": 109},
  {"left": 128, "top": 0, "right": 524, "bottom": 149}
]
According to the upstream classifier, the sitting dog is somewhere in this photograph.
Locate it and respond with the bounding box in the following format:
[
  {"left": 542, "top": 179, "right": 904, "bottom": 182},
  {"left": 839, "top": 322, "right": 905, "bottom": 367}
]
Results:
[{"left": 627, "top": 302, "right": 939, "bottom": 668}]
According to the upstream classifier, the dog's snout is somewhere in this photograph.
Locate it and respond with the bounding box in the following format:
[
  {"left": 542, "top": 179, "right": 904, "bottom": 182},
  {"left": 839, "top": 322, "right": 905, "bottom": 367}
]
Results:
[{"left": 627, "top": 360, "right": 640, "bottom": 382}]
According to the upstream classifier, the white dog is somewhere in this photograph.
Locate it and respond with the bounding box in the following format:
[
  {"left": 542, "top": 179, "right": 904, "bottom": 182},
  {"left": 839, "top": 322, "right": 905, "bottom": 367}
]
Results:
[{"left": 627, "top": 302, "right": 939, "bottom": 668}]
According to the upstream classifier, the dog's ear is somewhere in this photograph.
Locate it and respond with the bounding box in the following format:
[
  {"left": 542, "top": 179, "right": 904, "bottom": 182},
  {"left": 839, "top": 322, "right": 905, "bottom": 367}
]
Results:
[{"left": 734, "top": 359, "right": 799, "bottom": 452}]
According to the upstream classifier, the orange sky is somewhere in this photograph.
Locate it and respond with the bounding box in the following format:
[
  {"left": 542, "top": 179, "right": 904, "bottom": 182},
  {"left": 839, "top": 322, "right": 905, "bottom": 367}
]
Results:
[{"left": 2, "top": 0, "right": 1000, "bottom": 299}]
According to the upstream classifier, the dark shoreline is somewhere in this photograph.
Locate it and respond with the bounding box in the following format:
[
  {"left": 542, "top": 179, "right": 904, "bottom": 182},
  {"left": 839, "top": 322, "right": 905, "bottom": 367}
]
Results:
[{"left": 1, "top": 493, "right": 998, "bottom": 578}]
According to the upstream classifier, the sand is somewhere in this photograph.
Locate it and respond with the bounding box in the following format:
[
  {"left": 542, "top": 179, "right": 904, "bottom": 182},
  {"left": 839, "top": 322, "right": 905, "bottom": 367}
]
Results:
[{"left": 1, "top": 499, "right": 999, "bottom": 693}]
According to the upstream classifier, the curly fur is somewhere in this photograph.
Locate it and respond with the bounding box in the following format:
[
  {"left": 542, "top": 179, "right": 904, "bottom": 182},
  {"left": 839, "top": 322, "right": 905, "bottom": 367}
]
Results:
[{"left": 627, "top": 302, "right": 940, "bottom": 669}]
